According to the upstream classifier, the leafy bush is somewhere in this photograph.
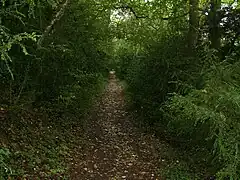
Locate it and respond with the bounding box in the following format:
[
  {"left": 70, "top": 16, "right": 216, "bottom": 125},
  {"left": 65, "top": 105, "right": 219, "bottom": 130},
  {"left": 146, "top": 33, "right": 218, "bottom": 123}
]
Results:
[
  {"left": 0, "top": 0, "right": 109, "bottom": 178},
  {"left": 0, "top": 148, "right": 12, "bottom": 178},
  {"left": 0, "top": 0, "right": 110, "bottom": 107},
  {"left": 118, "top": 35, "right": 200, "bottom": 122},
  {"left": 118, "top": 33, "right": 240, "bottom": 178},
  {"left": 163, "top": 61, "right": 240, "bottom": 179},
  {"left": 161, "top": 162, "right": 200, "bottom": 180}
]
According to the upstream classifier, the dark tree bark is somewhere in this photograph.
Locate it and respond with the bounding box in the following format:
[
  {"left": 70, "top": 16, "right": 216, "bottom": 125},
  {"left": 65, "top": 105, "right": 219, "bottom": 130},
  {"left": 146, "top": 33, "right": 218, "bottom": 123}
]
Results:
[
  {"left": 188, "top": 0, "right": 199, "bottom": 49},
  {"left": 209, "top": 0, "right": 221, "bottom": 50}
]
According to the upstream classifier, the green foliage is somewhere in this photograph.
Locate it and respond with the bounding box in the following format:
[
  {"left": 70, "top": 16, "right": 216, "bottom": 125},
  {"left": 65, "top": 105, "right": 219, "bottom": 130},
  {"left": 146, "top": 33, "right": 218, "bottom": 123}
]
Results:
[
  {"left": 161, "top": 162, "right": 200, "bottom": 180},
  {"left": 11, "top": 143, "right": 69, "bottom": 178},
  {"left": 0, "top": 106, "right": 88, "bottom": 179},
  {"left": 163, "top": 61, "right": 240, "bottom": 179},
  {"left": 118, "top": 39, "right": 240, "bottom": 178},
  {"left": 113, "top": 0, "right": 240, "bottom": 178},
  {"left": 0, "top": 148, "right": 12, "bottom": 179},
  {"left": 117, "top": 34, "right": 198, "bottom": 121},
  {"left": 0, "top": 0, "right": 110, "bottom": 178},
  {"left": 0, "top": 0, "right": 109, "bottom": 106},
  {"left": 57, "top": 72, "right": 106, "bottom": 115},
  {"left": 1, "top": 0, "right": 239, "bottom": 178}
]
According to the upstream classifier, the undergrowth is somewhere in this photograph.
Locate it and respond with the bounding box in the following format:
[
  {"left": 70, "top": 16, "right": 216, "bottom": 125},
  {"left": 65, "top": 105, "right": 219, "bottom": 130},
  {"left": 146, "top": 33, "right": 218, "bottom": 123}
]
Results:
[
  {"left": 0, "top": 0, "right": 109, "bottom": 178},
  {"left": 163, "top": 60, "right": 240, "bottom": 179},
  {"left": 0, "top": 75, "right": 106, "bottom": 179},
  {"left": 160, "top": 162, "right": 200, "bottom": 180},
  {"left": 117, "top": 34, "right": 240, "bottom": 179}
]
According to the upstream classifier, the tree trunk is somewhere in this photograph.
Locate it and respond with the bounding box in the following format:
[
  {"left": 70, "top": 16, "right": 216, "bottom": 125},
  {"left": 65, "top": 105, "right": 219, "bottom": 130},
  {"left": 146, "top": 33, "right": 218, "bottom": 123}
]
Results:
[
  {"left": 188, "top": 0, "right": 199, "bottom": 49},
  {"left": 209, "top": 0, "right": 221, "bottom": 50}
]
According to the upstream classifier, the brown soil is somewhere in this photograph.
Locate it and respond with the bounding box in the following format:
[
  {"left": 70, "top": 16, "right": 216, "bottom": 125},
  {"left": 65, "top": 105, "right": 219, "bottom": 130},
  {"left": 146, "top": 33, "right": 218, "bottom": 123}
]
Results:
[{"left": 68, "top": 78, "right": 168, "bottom": 180}]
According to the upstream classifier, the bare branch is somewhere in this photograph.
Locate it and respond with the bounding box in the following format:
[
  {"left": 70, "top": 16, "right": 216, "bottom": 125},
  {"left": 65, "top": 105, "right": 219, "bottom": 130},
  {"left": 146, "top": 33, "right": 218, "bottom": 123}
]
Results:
[{"left": 37, "top": 0, "right": 70, "bottom": 48}]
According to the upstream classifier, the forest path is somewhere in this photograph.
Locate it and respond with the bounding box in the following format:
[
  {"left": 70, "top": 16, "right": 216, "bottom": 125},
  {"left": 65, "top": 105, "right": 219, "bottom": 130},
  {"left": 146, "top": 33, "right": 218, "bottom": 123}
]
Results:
[{"left": 69, "top": 76, "right": 168, "bottom": 180}]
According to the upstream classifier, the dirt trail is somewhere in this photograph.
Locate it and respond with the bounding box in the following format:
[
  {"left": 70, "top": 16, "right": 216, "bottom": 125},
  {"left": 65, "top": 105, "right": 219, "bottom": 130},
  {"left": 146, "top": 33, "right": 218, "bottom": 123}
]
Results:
[{"left": 69, "top": 77, "right": 166, "bottom": 180}]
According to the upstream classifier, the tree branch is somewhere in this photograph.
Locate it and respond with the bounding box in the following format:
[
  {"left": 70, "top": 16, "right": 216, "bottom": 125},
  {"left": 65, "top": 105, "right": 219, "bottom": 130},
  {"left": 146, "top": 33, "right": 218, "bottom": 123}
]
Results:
[
  {"left": 128, "top": 6, "right": 148, "bottom": 19},
  {"left": 162, "top": 12, "right": 189, "bottom": 20},
  {"left": 114, "top": 5, "right": 148, "bottom": 19},
  {"left": 37, "top": 0, "right": 70, "bottom": 48},
  {"left": 114, "top": 5, "right": 189, "bottom": 21}
]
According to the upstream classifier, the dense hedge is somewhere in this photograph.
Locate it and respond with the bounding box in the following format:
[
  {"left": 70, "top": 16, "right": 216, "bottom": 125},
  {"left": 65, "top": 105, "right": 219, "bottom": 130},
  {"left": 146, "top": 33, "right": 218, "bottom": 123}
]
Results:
[{"left": 117, "top": 34, "right": 240, "bottom": 179}]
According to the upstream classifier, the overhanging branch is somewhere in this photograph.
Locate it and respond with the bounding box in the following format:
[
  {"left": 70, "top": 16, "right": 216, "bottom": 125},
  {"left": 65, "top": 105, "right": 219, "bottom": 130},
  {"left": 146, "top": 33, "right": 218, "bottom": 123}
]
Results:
[
  {"left": 37, "top": 0, "right": 70, "bottom": 48},
  {"left": 114, "top": 5, "right": 189, "bottom": 21},
  {"left": 128, "top": 6, "right": 148, "bottom": 19},
  {"left": 114, "top": 5, "right": 148, "bottom": 19}
]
